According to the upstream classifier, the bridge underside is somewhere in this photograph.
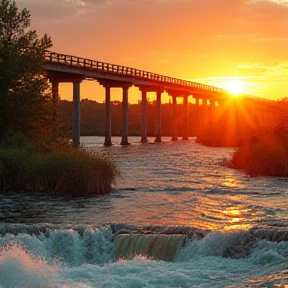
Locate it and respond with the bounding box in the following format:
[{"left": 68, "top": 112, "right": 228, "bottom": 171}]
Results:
[{"left": 47, "top": 69, "right": 220, "bottom": 147}]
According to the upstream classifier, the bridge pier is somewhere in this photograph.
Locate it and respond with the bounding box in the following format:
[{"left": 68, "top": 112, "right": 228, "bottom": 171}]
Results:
[
  {"left": 51, "top": 79, "right": 59, "bottom": 106},
  {"left": 183, "top": 95, "right": 189, "bottom": 140},
  {"left": 200, "top": 98, "right": 208, "bottom": 131},
  {"left": 104, "top": 86, "right": 112, "bottom": 146},
  {"left": 195, "top": 97, "right": 200, "bottom": 135},
  {"left": 140, "top": 90, "right": 148, "bottom": 143},
  {"left": 171, "top": 95, "right": 178, "bottom": 141},
  {"left": 73, "top": 80, "right": 81, "bottom": 148},
  {"left": 193, "top": 96, "right": 216, "bottom": 135},
  {"left": 120, "top": 85, "right": 131, "bottom": 145},
  {"left": 137, "top": 86, "right": 164, "bottom": 143},
  {"left": 167, "top": 91, "right": 190, "bottom": 140},
  {"left": 154, "top": 90, "right": 163, "bottom": 143},
  {"left": 49, "top": 77, "right": 59, "bottom": 139},
  {"left": 47, "top": 72, "right": 84, "bottom": 148},
  {"left": 210, "top": 99, "right": 216, "bottom": 125},
  {"left": 99, "top": 80, "right": 132, "bottom": 146}
]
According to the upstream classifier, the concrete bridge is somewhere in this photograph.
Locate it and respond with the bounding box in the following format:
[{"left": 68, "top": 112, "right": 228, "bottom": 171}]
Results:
[{"left": 45, "top": 51, "right": 277, "bottom": 147}]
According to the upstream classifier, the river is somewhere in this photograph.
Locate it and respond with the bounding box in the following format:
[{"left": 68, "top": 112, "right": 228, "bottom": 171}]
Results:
[{"left": 1, "top": 136, "right": 288, "bottom": 287}]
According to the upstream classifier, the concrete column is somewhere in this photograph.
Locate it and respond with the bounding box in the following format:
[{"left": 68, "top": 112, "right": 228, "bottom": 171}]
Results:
[
  {"left": 202, "top": 98, "right": 208, "bottom": 129},
  {"left": 171, "top": 95, "right": 178, "bottom": 141},
  {"left": 120, "top": 85, "right": 129, "bottom": 145},
  {"left": 141, "top": 90, "right": 148, "bottom": 143},
  {"left": 73, "top": 80, "right": 81, "bottom": 148},
  {"left": 51, "top": 79, "right": 59, "bottom": 139},
  {"left": 104, "top": 86, "right": 112, "bottom": 146},
  {"left": 154, "top": 91, "right": 162, "bottom": 143},
  {"left": 183, "top": 96, "right": 189, "bottom": 140},
  {"left": 210, "top": 99, "right": 215, "bottom": 125},
  {"left": 195, "top": 98, "right": 200, "bottom": 135},
  {"left": 51, "top": 80, "right": 59, "bottom": 106}
]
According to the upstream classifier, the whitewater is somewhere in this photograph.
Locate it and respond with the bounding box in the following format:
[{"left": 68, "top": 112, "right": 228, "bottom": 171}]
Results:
[{"left": 1, "top": 136, "right": 288, "bottom": 288}]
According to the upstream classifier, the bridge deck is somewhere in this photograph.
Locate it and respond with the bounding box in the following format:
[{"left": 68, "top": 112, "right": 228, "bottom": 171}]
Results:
[{"left": 45, "top": 51, "right": 227, "bottom": 99}]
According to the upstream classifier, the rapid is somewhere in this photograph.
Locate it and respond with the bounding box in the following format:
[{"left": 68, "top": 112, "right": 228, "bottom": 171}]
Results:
[{"left": 1, "top": 136, "right": 288, "bottom": 288}]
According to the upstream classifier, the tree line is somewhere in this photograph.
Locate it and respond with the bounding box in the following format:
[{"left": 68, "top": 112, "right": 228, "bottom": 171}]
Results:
[{"left": 59, "top": 99, "right": 201, "bottom": 138}]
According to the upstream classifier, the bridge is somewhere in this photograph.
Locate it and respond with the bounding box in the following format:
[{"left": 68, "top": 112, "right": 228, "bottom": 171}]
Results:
[{"left": 44, "top": 51, "right": 281, "bottom": 147}]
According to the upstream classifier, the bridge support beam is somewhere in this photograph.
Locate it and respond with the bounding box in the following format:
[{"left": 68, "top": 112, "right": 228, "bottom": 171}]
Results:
[
  {"left": 73, "top": 80, "right": 81, "bottom": 148},
  {"left": 171, "top": 95, "right": 178, "bottom": 141},
  {"left": 183, "top": 95, "right": 189, "bottom": 140},
  {"left": 49, "top": 78, "right": 59, "bottom": 139},
  {"left": 155, "top": 90, "right": 162, "bottom": 143},
  {"left": 120, "top": 85, "right": 130, "bottom": 145},
  {"left": 51, "top": 79, "right": 59, "bottom": 106},
  {"left": 210, "top": 99, "right": 216, "bottom": 125},
  {"left": 195, "top": 97, "right": 215, "bottom": 134},
  {"left": 200, "top": 98, "right": 207, "bottom": 132},
  {"left": 195, "top": 98, "right": 200, "bottom": 135},
  {"left": 167, "top": 90, "right": 190, "bottom": 141},
  {"left": 104, "top": 86, "right": 112, "bottom": 146},
  {"left": 47, "top": 72, "right": 84, "bottom": 148},
  {"left": 141, "top": 90, "right": 148, "bottom": 143},
  {"left": 136, "top": 86, "right": 164, "bottom": 143},
  {"left": 99, "top": 80, "right": 132, "bottom": 146}
]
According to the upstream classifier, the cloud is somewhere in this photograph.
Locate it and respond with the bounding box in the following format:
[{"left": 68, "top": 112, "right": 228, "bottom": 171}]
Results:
[
  {"left": 17, "top": 0, "right": 108, "bottom": 22},
  {"left": 17, "top": 0, "right": 288, "bottom": 34},
  {"left": 234, "top": 62, "right": 273, "bottom": 74},
  {"left": 16, "top": 0, "right": 288, "bottom": 100},
  {"left": 192, "top": 60, "right": 288, "bottom": 98},
  {"left": 235, "top": 61, "right": 288, "bottom": 74},
  {"left": 257, "top": 0, "right": 288, "bottom": 6}
]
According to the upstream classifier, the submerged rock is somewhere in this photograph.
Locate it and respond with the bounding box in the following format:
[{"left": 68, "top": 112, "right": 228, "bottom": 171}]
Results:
[
  {"left": 223, "top": 232, "right": 257, "bottom": 259},
  {"left": 250, "top": 228, "right": 288, "bottom": 243}
]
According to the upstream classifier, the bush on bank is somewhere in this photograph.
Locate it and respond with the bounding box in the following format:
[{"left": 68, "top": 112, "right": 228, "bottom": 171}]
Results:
[
  {"left": 230, "top": 126, "right": 288, "bottom": 177},
  {"left": 0, "top": 142, "right": 119, "bottom": 196}
]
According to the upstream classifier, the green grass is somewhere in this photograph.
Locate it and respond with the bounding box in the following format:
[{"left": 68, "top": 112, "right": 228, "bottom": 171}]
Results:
[{"left": 0, "top": 144, "right": 119, "bottom": 196}]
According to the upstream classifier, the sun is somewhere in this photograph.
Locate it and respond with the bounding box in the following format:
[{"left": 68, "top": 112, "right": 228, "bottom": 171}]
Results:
[{"left": 223, "top": 80, "right": 245, "bottom": 96}]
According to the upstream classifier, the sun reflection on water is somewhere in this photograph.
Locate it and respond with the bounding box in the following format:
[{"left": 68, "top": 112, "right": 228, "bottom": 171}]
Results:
[
  {"left": 222, "top": 207, "right": 253, "bottom": 231},
  {"left": 223, "top": 177, "right": 239, "bottom": 188}
]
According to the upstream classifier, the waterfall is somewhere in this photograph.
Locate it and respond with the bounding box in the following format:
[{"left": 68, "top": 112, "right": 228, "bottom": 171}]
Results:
[{"left": 114, "top": 234, "right": 186, "bottom": 261}]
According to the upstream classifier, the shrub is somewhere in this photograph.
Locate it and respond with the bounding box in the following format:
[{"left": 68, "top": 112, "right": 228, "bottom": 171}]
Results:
[
  {"left": 0, "top": 144, "right": 119, "bottom": 196},
  {"left": 231, "top": 129, "right": 288, "bottom": 177}
]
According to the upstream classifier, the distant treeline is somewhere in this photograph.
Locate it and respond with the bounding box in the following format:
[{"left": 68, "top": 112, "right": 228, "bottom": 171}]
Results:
[{"left": 59, "top": 99, "right": 201, "bottom": 138}]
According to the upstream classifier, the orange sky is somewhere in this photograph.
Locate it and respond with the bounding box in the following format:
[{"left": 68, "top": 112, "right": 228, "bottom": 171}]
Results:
[{"left": 18, "top": 0, "right": 288, "bottom": 103}]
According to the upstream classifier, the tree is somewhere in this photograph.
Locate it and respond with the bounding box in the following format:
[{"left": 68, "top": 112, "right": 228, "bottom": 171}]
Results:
[{"left": 0, "top": 0, "right": 54, "bottom": 145}]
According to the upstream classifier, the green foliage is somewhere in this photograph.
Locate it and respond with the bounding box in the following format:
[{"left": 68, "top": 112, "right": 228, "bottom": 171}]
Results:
[
  {"left": 0, "top": 2, "right": 119, "bottom": 196},
  {"left": 0, "top": 0, "right": 54, "bottom": 145},
  {"left": 0, "top": 143, "right": 119, "bottom": 196}
]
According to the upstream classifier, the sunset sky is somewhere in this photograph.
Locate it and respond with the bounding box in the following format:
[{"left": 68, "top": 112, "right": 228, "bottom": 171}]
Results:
[{"left": 18, "top": 0, "right": 288, "bottom": 103}]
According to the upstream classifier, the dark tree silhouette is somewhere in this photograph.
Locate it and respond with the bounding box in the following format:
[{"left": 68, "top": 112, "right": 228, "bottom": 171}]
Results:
[{"left": 0, "top": 0, "right": 54, "bottom": 145}]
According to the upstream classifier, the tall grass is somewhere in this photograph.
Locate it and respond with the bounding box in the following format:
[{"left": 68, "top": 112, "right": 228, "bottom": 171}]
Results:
[{"left": 0, "top": 143, "right": 119, "bottom": 196}]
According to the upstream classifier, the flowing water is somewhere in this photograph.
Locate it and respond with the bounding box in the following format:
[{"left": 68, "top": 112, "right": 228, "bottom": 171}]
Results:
[{"left": 1, "top": 136, "right": 288, "bottom": 288}]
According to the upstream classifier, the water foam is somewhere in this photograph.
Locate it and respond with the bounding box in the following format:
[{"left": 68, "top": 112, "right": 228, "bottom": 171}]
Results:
[
  {"left": 0, "top": 245, "right": 58, "bottom": 288},
  {"left": 1, "top": 224, "right": 288, "bottom": 287}
]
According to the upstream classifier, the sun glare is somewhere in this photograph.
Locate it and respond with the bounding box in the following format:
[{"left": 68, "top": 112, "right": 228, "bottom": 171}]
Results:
[{"left": 223, "top": 80, "right": 245, "bottom": 96}]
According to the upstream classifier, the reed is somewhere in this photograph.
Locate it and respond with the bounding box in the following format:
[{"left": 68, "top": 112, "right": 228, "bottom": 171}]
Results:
[{"left": 0, "top": 144, "right": 119, "bottom": 196}]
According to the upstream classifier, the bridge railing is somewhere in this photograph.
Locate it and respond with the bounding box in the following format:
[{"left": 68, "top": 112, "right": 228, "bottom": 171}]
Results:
[{"left": 45, "top": 51, "right": 225, "bottom": 94}]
